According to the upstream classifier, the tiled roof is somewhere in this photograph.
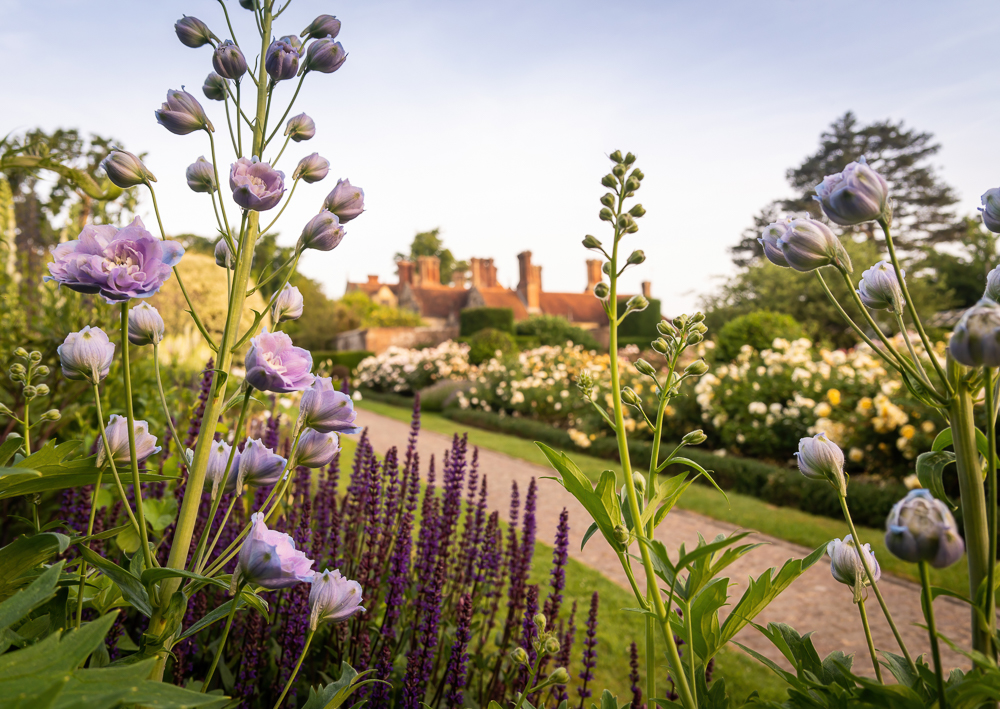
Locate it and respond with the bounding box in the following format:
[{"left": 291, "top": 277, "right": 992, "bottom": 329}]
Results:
[
  {"left": 539, "top": 292, "right": 607, "bottom": 324},
  {"left": 477, "top": 288, "right": 530, "bottom": 320},
  {"left": 409, "top": 287, "right": 470, "bottom": 318},
  {"left": 347, "top": 281, "right": 400, "bottom": 297}
]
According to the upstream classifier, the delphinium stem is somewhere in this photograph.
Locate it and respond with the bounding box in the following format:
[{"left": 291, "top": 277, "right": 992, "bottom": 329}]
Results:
[
  {"left": 272, "top": 629, "right": 315, "bottom": 709},
  {"left": 893, "top": 311, "right": 934, "bottom": 391},
  {"left": 201, "top": 585, "right": 242, "bottom": 692},
  {"left": 984, "top": 366, "right": 998, "bottom": 656},
  {"left": 857, "top": 598, "right": 883, "bottom": 682},
  {"left": 264, "top": 74, "right": 306, "bottom": 148},
  {"left": 152, "top": 344, "right": 186, "bottom": 462},
  {"left": 120, "top": 303, "right": 153, "bottom": 570},
  {"left": 91, "top": 385, "right": 142, "bottom": 537},
  {"left": 919, "top": 561, "right": 947, "bottom": 708},
  {"left": 75, "top": 462, "right": 106, "bottom": 629}
]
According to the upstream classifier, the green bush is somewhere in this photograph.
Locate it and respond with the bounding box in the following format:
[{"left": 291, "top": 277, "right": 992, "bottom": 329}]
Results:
[
  {"left": 468, "top": 328, "right": 516, "bottom": 365},
  {"left": 616, "top": 297, "right": 661, "bottom": 338},
  {"left": 460, "top": 307, "right": 514, "bottom": 336},
  {"left": 713, "top": 310, "right": 806, "bottom": 362},
  {"left": 515, "top": 315, "right": 600, "bottom": 350},
  {"left": 312, "top": 350, "right": 375, "bottom": 372}
]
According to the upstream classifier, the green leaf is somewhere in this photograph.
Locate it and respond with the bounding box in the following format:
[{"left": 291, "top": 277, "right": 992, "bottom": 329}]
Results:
[
  {"left": 580, "top": 522, "right": 600, "bottom": 551},
  {"left": 116, "top": 526, "right": 140, "bottom": 554},
  {"left": 639, "top": 472, "right": 691, "bottom": 531},
  {"left": 0, "top": 611, "right": 116, "bottom": 678},
  {"left": 301, "top": 662, "right": 381, "bottom": 709},
  {"left": 915, "top": 450, "right": 957, "bottom": 509},
  {"left": 142, "top": 497, "right": 178, "bottom": 533},
  {"left": 140, "top": 567, "right": 229, "bottom": 593},
  {"left": 77, "top": 547, "right": 152, "bottom": 617},
  {"left": 0, "top": 462, "right": 175, "bottom": 500},
  {"left": 0, "top": 563, "right": 63, "bottom": 635},
  {"left": 176, "top": 588, "right": 268, "bottom": 641},
  {"left": 664, "top": 457, "right": 728, "bottom": 506},
  {"left": 0, "top": 533, "right": 71, "bottom": 599},
  {"left": 0, "top": 435, "right": 24, "bottom": 466}
]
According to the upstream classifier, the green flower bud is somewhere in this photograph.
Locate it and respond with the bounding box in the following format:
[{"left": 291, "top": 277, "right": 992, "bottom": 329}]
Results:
[
  {"left": 41, "top": 409, "right": 61, "bottom": 422},
  {"left": 682, "top": 429, "right": 707, "bottom": 446},
  {"left": 28, "top": 351, "right": 42, "bottom": 363},
  {"left": 593, "top": 282, "right": 610, "bottom": 300},
  {"left": 612, "top": 164, "right": 626, "bottom": 179},
  {"left": 533, "top": 612, "right": 547, "bottom": 632},
  {"left": 34, "top": 384, "right": 50, "bottom": 397},
  {"left": 602, "top": 261, "right": 612, "bottom": 275},
  {"left": 601, "top": 174, "right": 617, "bottom": 189},
  {"left": 691, "top": 322, "right": 708, "bottom": 334},
  {"left": 628, "top": 203, "right": 646, "bottom": 218},
  {"left": 626, "top": 295, "right": 649, "bottom": 312},
  {"left": 657, "top": 320, "right": 677, "bottom": 336},
  {"left": 651, "top": 338, "right": 670, "bottom": 355},
  {"left": 685, "top": 360, "right": 709, "bottom": 377},
  {"left": 625, "top": 177, "right": 640, "bottom": 192},
  {"left": 599, "top": 208, "right": 615, "bottom": 222},
  {"left": 672, "top": 316, "right": 686, "bottom": 329},
  {"left": 609, "top": 150, "right": 623, "bottom": 164},
  {"left": 582, "top": 234, "right": 603, "bottom": 250},
  {"left": 616, "top": 214, "right": 634, "bottom": 230},
  {"left": 687, "top": 332, "right": 704, "bottom": 345},
  {"left": 627, "top": 250, "right": 646, "bottom": 266},
  {"left": 549, "top": 668, "right": 571, "bottom": 685},
  {"left": 9, "top": 363, "right": 26, "bottom": 376},
  {"left": 630, "top": 168, "right": 645, "bottom": 182},
  {"left": 34, "top": 365, "right": 50, "bottom": 377},
  {"left": 626, "top": 221, "right": 639, "bottom": 234},
  {"left": 600, "top": 193, "right": 616, "bottom": 208},
  {"left": 621, "top": 387, "right": 640, "bottom": 406},
  {"left": 613, "top": 524, "right": 629, "bottom": 543},
  {"left": 633, "top": 472, "right": 646, "bottom": 495},
  {"left": 13, "top": 347, "right": 29, "bottom": 359},
  {"left": 634, "top": 359, "right": 656, "bottom": 377},
  {"left": 511, "top": 647, "right": 529, "bottom": 666},
  {"left": 22, "top": 386, "right": 37, "bottom": 400},
  {"left": 0, "top": 402, "right": 13, "bottom": 416},
  {"left": 691, "top": 312, "right": 706, "bottom": 323},
  {"left": 623, "top": 152, "right": 636, "bottom": 166},
  {"left": 544, "top": 637, "right": 561, "bottom": 655}
]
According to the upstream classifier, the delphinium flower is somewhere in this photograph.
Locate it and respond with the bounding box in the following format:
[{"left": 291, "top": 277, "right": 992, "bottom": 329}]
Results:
[
  {"left": 245, "top": 329, "right": 314, "bottom": 392},
  {"left": 265, "top": 38, "right": 299, "bottom": 81},
  {"left": 323, "top": 178, "right": 365, "bottom": 222},
  {"left": 297, "top": 210, "right": 345, "bottom": 252},
  {"left": 296, "top": 429, "right": 340, "bottom": 468},
  {"left": 46, "top": 217, "right": 185, "bottom": 302},
  {"left": 230, "top": 157, "right": 285, "bottom": 211},
  {"left": 285, "top": 113, "right": 315, "bottom": 142},
  {"left": 202, "top": 72, "right": 228, "bottom": 101},
  {"left": 293, "top": 153, "right": 330, "bottom": 184},
  {"left": 814, "top": 156, "right": 890, "bottom": 226},
  {"left": 303, "top": 38, "right": 347, "bottom": 74},
  {"left": 795, "top": 432, "right": 847, "bottom": 496},
  {"left": 777, "top": 218, "right": 852, "bottom": 273},
  {"left": 302, "top": 14, "right": 341, "bottom": 40},
  {"left": 206, "top": 439, "right": 240, "bottom": 497},
  {"left": 212, "top": 40, "right": 247, "bottom": 80},
  {"left": 96, "top": 415, "right": 161, "bottom": 466},
  {"left": 949, "top": 299, "right": 1000, "bottom": 368},
  {"left": 231, "top": 512, "right": 314, "bottom": 592},
  {"left": 308, "top": 569, "right": 365, "bottom": 629},
  {"left": 127, "top": 302, "right": 165, "bottom": 346},
  {"left": 236, "top": 439, "right": 286, "bottom": 489},
  {"left": 271, "top": 283, "right": 304, "bottom": 324},
  {"left": 629, "top": 642, "right": 644, "bottom": 709},
  {"left": 155, "top": 89, "right": 214, "bottom": 135},
  {"left": 828, "top": 535, "right": 881, "bottom": 601},
  {"left": 185, "top": 156, "right": 216, "bottom": 193},
  {"left": 885, "top": 489, "right": 965, "bottom": 568},
  {"left": 58, "top": 326, "right": 115, "bottom": 384},
  {"left": 101, "top": 149, "right": 156, "bottom": 188},
  {"left": 857, "top": 261, "right": 905, "bottom": 313},
  {"left": 444, "top": 593, "right": 475, "bottom": 709},
  {"left": 174, "top": 15, "right": 215, "bottom": 48},
  {"left": 577, "top": 592, "right": 599, "bottom": 708}
]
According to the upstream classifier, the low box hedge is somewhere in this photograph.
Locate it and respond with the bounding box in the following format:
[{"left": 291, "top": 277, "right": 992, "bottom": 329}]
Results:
[
  {"left": 312, "top": 350, "right": 374, "bottom": 372},
  {"left": 460, "top": 307, "right": 515, "bottom": 336}
]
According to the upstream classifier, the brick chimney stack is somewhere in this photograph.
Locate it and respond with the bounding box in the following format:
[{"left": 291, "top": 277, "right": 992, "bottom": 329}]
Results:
[
  {"left": 470, "top": 257, "right": 500, "bottom": 289},
  {"left": 517, "top": 251, "right": 542, "bottom": 313},
  {"left": 641, "top": 281, "right": 652, "bottom": 298},
  {"left": 585, "top": 259, "right": 603, "bottom": 292},
  {"left": 417, "top": 255, "right": 441, "bottom": 287},
  {"left": 367, "top": 275, "right": 380, "bottom": 287},
  {"left": 397, "top": 260, "right": 414, "bottom": 286},
  {"left": 452, "top": 270, "right": 467, "bottom": 289}
]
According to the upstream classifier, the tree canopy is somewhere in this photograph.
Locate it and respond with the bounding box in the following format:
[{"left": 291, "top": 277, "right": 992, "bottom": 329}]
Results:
[{"left": 395, "top": 228, "right": 468, "bottom": 285}]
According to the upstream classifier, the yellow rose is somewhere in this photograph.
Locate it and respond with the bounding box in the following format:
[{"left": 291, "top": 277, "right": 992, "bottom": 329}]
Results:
[{"left": 900, "top": 424, "right": 916, "bottom": 440}]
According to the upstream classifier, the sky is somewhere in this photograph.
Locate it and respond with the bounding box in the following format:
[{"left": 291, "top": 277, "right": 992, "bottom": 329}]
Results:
[{"left": 5, "top": 0, "right": 1000, "bottom": 314}]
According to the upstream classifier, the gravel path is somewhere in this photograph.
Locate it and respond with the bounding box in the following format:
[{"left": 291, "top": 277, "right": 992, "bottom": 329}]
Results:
[{"left": 356, "top": 407, "right": 979, "bottom": 676}]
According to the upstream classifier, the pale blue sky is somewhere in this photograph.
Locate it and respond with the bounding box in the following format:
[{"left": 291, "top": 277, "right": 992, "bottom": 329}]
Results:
[{"left": 5, "top": 0, "right": 1000, "bottom": 312}]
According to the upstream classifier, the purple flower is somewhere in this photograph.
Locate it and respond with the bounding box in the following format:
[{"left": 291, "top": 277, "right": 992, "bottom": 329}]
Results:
[
  {"left": 293, "top": 153, "right": 329, "bottom": 184},
  {"left": 323, "top": 178, "right": 365, "bottom": 222},
  {"left": 265, "top": 39, "right": 299, "bottom": 81},
  {"left": 203, "top": 72, "right": 228, "bottom": 101},
  {"left": 232, "top": 512, "right": 314, "bottom": 591},
  {"left": 213, "top": 40, "right": 248, "bottom": 80},
  {"left": 271, "top": 283, "right": 304, "bottom": 323},
  {"left": 578, "top": 592, "right": 599, "bottom": 703},
  {"left": 127, "top": 302, "right": 165, "bottom": 346},
  {"left": 186, "top": 156, "right": 216, "bottom": 194},
  {"left": 304, "top": 38, "right": 347, "bottom": 74},
  {"left": 444, "top": 593, "right": 474, "bottom": 709},
  {"left": 175, "top": 16, "right": 214, "bottom": 48},
  {"left": 45, "top": 217, "right": 185, "bottom": 303},
  {"left": 101, "top": 149, "right": 156, "bottom": 188},
  {"left": 777, "top": 218, "right": 851, "bottom": 273},
  {"left": 297, "top": 429, "right": 341, "bottom": 469},
  {"left": 96, "top": 415, "right": 161, "bottom": 466},
  {"left": 544, "top": 507, "right": 570, "bottom": 622},
  {"left": 245, "top": 329, "right": 314, "bottom": 393},
  {"left": 297, "top": 210, "right": 345, "bottom": 252},
  {"left": 758, "top": 219, "right": 791, "bottom": 268},
  {"left": 215, "top": 239, "right": 234, "bottom": 269},
  {"left": 629, "top": 642, "right": 644, "bottom": 709},
  {"left": 279, "top": 34, "right": 303, "bottom": 55},
  {"left": 302, "top": 14, "right": 341, "bottom": 40},
  {"left": 814, "top": 156, "right": 890, "bottom": 226},
  {"left": 885, "top": 489, "right": 966, "bottom": 569},
  {"left": 299, "top": 376, "right": 362, "bottom": 433},
  {"left": 58, "top": 326, "right": 115, "bottom": 384},
  {"left": 237, "top": 438, "right": 287, "bottom": 489},
  {"left": 207, "top": 439, "right": 240, "bottom": 497},
  {"left": 230, "top": 157, "right": 285, "bottom": 212},
  {"left": 308, "top": 568, "right": 364, "bottom": 629},
  {"left": 285, "top": 113, "right": 315, "bottom": 142},
  {"left": 155, "top": 89, "right": 213, "bottom": 135}
]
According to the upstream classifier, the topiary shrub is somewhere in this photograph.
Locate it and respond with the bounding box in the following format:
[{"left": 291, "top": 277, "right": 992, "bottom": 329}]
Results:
[
  {"left": 515, "top": 314, "right": 600, "bottom": 350},
  {"left": 468, "top": 328, "right": 516, "bottom": 364},
  {"left": 459, "top": 307, "right": 514, "bottom": 336},
  {"left": 713, "top": 310, "right": 805, "bottom": 362}
]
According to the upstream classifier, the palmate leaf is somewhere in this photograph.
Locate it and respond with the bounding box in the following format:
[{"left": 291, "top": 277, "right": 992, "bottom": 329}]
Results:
[
  {"left": 0, "top": 533, "right": 71, "bottom": 600},
  {"left": 0, "top": 563, "right": 63, "bottom": 636},
  {"left": 77, "top": 547, "right": 152, "bottom": 617}
]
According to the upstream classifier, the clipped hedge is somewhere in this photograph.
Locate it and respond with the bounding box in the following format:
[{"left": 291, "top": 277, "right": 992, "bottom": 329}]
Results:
[
  {"left": 312, "top": 350, "right": 375, "bottom": 372},
  {"left": 460, "top": 307, "right": 514, "bottom": 336},
  {"left": 441, "top": 407, "right": 907, "bottom": 529},
  {"left": 616, "top": 297, "right": 661, "bottom": 338}
]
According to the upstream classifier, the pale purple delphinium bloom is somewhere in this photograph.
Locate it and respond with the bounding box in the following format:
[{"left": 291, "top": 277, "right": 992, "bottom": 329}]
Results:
[
  {"left": 885, "top": 489, "right": 965, "bottom": 569},
  {"left": 101, "top": 149, "right": 156, "bottom": 188},
  {"left": 308, "top": 568, "right": 363, "bottom": 630},
  {"left": 271, "top": 283, "right": 304, "bottom": 323},
  {"left": 302, "top": 14, "right": 341, "bottom": 40},
  {"left": 213, "top": 39, "right": 248, "bottom": 80},
  {"left": 795, "top": 432, "right": 846, "bottom": 495},
  {"left": 980, "top": 188, "right": 1000, "bottom": 234},
  {"left": 814, "top": 156, "right": 889, "bottom": 227},
  {"left": 279, "top": 34, "right": 303, "bottom": 54},
  {"left": 230, "top": 158, "right": 285, "bottom": 212},
  {"left": 297, "top": 211, "right": 344, "bottom": 252},
  {"left": 155, "top": 89, "right": 213, "bottom": 135},
  {"left": 265, "top": 39, "right": 299, "bottom": 81},
  {"left": 206, "top": 439, "right": 241, "bottom": 498},
  {"left": 284, "top": 113, "right": 315, "bottom": 142},
  {"left": 857, "top": 261, "right": 904, "bottom": 313},
  {"left": 827, "top": 535, "right": 880, "bottom": 602},
  {"left": 174, "top": 16, "right": 214, "bottom": 48},
  {"left": 203, "top": 72, "right": 228, "bottom": 101},
  {"left": 215, "top": 239, "right": 234, "bottom": 269},
  {"left": 985, "top": 265, "right": 1000, "bottom": 303},
  {"left": 245, "top": 329, "right": 314, "bottom": 393},
  {"left": 757, "top": 218, "right": 791, "bottom": 268},
  {"left": 58, "top": 326, "right": 115, "bottom": 384},
  {"left": 186, "top": 156, "right": 216, "bottom": 193},
  {"left": 232, "top": 512, "right": 314, "bottom": 592},
  {"left": 96, "top": 415, "right": 161, "bottom": 466},
  {"left": 299, "top": 377, "right": 363, "bottom": 434},
  {"left": 45, "top": 217, "right": 184, "bottom": 303},
  {"left": 237, "top": 438, "right": 287, "bottom": 489},
  {"left": 949, "top": 299, "right": 1000, "bottom": 368},
  {"left": 296, "top": 429, "right": 341, "bottom": 469},
  {"left": 293, "top": 153, "right": 329, "bottom": 184},
  {"left": 322, "top": 178, "right": 364, "bottom": 222},
  {"left": 127, "top": 302, "right": 165, "bottom": 346},
  {"left": 303, "top": 38, "right": 347, "bottom": 74},
  {"left": 776, "top": 218, "right": 851, "bottom": 274}
]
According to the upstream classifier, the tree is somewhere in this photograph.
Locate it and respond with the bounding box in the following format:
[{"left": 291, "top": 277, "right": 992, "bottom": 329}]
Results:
[
  {"left": 910, "top": 217, "right": 997, "bottom": 311},
  {"left": 731, "top": 111, "right": 961, "bottom": 266},
  {"left": 395, "top": 228, "right": 469, "bottom": 285}
]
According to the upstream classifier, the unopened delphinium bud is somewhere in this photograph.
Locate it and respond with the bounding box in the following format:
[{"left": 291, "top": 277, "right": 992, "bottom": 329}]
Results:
[
  {"left": 155, "top": 89, "right": 213, "bottom": 135},
  {"left": 634, "top": 358, "right": 656, "bottom": 377},
  {"left": 609, "top": 150, "right": 623, "bottom": 163},
  {"left": 174, "top": 16, "right": 214, "bottom": 48},
  {"left": 593, "top": 282, "right": 609, "bottom": 300},
  {"left": 795, "top": 432, "right": 847, "bottom": 496},
  {"left": 651, "top": 338, "right": 670, "bottom": 356},
  {"left": 612, "top": 164, "right": 626, "bottom": 179},
  {"left": 215, "top": 238, "right": 234, "bottom": 269},
  {"left": 582, "top": 234, "right": 602, "bottom": 250},
  {"left": 632, "top": 472, "right": 646, "bottom": 495},
  {"left": 827, "top": 535, "right": 880, "bottom": 602},
  {"left": 778, "top": 218, "right": 852, "bottom": 273},
  {"left": 628, "top": 203, "right": 646, "bottom": 218},
  {"left": 298, "top": 210, "right": 345, "bottom": 252},
  {"left": 213, "top": 40, "right": 247, "bottom": 80},
  {"left": 185, "top": 156, "right": 216, "bottom": 193},
  {"left": 626, "top": 294, "right": 648, "bottom": 312},
  {"left": 986, "top": 265, "right": 1000, "bottom": 303},
  {"left": 302, "top": 14, "right": 342, "bottom": 40},
  {"left": 980, "top": 188, "right": 1000, "bottom": 233},
  {"left": 101, "top": 149, "right": 155, "bottom": 188},
  {"left": 599, "top": 207, "right": 614, "bottom": 222},
  {"left": 285, "top": 113, "right": 315, "bottom": 142},
  {"left": 599, "top": 193, "right": 615, "bottom": 208},
  {"left": 203, "top": 72, "right": 228, "bottom": 101},
  {"left": 304, "top": 38, "right": 347, "bottom": 74},
  {"left": 685, "top": 359, "right": 709, "bottom": 376},
  {"left": 308, "top": 569, "right": 364, "bottom": 630},
  {"left": 758, "top": 219, "right": 792, "bottom": 268},
  {"left": 949, "top": 298, "right": 1000, "bottom": 368},
  {"left": 13, "top": 347, "right": 28, "bottom": 359},
  {"left": 510, "top": 647, "right": 529, "bottom": 666},
  {"left": 533, "top": 613, "right": 547, "bottom": 632},
  {"left": 857, "top": 260, "right": 904, "bottom": 312},
  {"left": 22, "top": 386, "right": 37, "bottom": 400},
  {"left": 885, "top": 490, "right": 965, "bottom": 568},
  {"left": 265, "top": 39, "right": 299, "bottom": 81},
  {"left": 28, "top": 351, "right": 41, "bottom": 363},
  {"left": 35, "top": 366, "right": 49, "bottom": 377},
  {"left": 681, "top": 429, "right": 707, "bottom": 446},
  {"left": 621, "top": 387, "right": 640, "bottom": 406},
  {"left": 293, "top": 153, "right": 330, "bottom": 184},
  {"left": 41, "top": 409, "right": 61, "bottom": 422},
  {"left": 296, "top": 429, "right": 341, "bottom": 468},
  {"left": 323, "top": 178, "right": 365, "bottom": 222},
  {"left": 544, "top": 637, "right": 561, "bottom": 655},
  {"left": 626, "top": 249, "right": 645, "bottom": 266},
  {"left": 549, "top": 668, "right": 570, "bottom": 685},
  {"left": 127, "top": 302, "right": 165, "bottom": 346},
  {"left": 9, "top": 362, "right": 25, "bottom": 376},
  {"left": 814, "top": 156, "right": 890, "bottom": 226},
  {"left": 33, "top": 384, "right": 49, "bottom": 397},
  {"left": 656, "top": 320, "right": 677, "bottom": 337},
  {"left": 58, "top": 326, "right": 115, "bottom": 385},
  {"left": 271, "top": 283, "right": 304, "bottom": 323},
  {"left": 279, "top": 35, "right": 303, "bottom": 55},
  {"left": 613, "top": 524, "right": 629, "bottom": 543}
]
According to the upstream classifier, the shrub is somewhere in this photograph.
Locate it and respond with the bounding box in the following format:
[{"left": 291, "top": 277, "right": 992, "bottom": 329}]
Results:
[
  {"left": 516, "top": 314, "right": 600, "bottom": 350},
  {"left": 713, "top": 310, "right": 805, "bottom": 362},
  {"left": 616, "top": 297, "right": 661, "bottom": 338},
  {"left": 312, "top": 349, "right": 375, "bottom": 372},
  {"left": 460, "top": 307, "right": 514, "bottom": 336},
  {"left": 468, "top": 328, "right": 516, "bottom": 365},
  {"left": 354, "top": 341, "right": 473, "bottom": 393}
]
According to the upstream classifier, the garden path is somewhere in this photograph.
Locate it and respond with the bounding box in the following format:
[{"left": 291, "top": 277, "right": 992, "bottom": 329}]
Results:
[{"left": 356, "top": 407, "right": 976, "bottom": 678}]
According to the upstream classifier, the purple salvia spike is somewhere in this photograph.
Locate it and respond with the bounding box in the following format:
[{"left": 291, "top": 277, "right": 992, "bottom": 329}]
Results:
[
  {"left": 577, "top": 592, "right": 599, "bottom": 709},
  {"left": 400, "top": 393, "right": 422, "bottom": 498},
  {"left": 629, "top": 641, "right": 645, "bottom": 709},
  {"left": 462, "top": 474, "right": 489, "bottom": 583},
  {"left": 444, "top": 593, "right": 475, "bottom": 709},
  {"left": 368, "top": 643, "right": 395, "bottom": 709},
  {"left": 543, "top": 507, "right": 570, "bottom": 622},
  {"left": 234, "top": 607, "right": 265, "bottom": 707},
  {"left": 401, "top": 561, "right": 446, "bottom": 709},
  {"left": 277, "top": 582, "right": 311, "bottom": 703},
  {"left": 518, "top": 584, "right": 540, "bottom": 691}
]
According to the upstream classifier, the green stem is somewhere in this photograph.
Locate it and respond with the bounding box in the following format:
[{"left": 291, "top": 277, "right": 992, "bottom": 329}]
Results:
[
  {"left": 198, "top": 496, "right": 238, "bottom": 575},
  {"left": 223, "top": 95, "right": 239, "bottom": 155},
  {"left": 207, "top": 132, "right": 236, "bottom": 255},
  {"left": 893, "top": 311, "right": 934, "bottom": 391},
  {"left": 838, "top": 494, "right": 916, "bottom": 673},
  {"left": 22, "top": 401, "right": 30, "bottom": 455},
  {"left": 201, "top": 585, "right": 241, "bottom": 692},
  {"left": 271, "top": 133, "right": 292, "bottom": 168},
  {"left": 919, "top": 561, "right": 947, "bottom": 708},
  {"left": 985, "top": 366, "right": 998, "bottom": 657},
  {"left": 511, "top": 655, "right": 544, "bottom": 709},
  {"left": 272, "top": 629, "right": 315, "bottom": 709},
  {"left": 264, "top": 73, "right": 306, "bottom": 149},
  {"left": 260, "top": 179, "right": 300, "bottom": 236},
  {"left": 235, "top": 81, "right": 243, "bottom": 156},
  {"left": 75, "top": 461, "right": 105, "bottom": 629},
  {"left": 120, "top": 303, "right": 153, "bottom": 570},
  {"left": 857, "top": 598, "right": 883, "bottom": 683},
  {"left": 92, "top": 384, "right": 143, "bottom": 538},
  {"left": 152, "top": 345, "right": 186, "bottom": 462}
]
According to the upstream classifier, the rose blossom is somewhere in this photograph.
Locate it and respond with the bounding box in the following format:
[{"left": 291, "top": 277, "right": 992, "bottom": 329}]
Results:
[{"left": 230, "top": 157, "right": 285, "bottom": 212}]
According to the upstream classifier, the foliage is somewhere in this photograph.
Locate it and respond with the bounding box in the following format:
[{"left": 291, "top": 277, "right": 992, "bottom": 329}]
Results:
[
  {"left": 460, "top": 307, "right": 515, "bottom": 336},
  {"left": 468, "top": 328, "right": 516, "bottom": 365},
  {"left": 394, "top": 228, "right": 468, "bottom": 285},
  {"left": 515, "top": 315, "right": 600, "bottom": 350},
  {"left": 355, "top": 341, "right": 474, "bottom": 393},
  {"left": 713, "top": 311, "right": 804, "bottom": 363},
  {"left": 615, "top": 297, "right": 661, "bottom": 338},
  {"left": 334, "top": 290, "right": 424, "bottom": 332},
  {"left": 312, "top": 350, "right": 375, "bottom": 374}
]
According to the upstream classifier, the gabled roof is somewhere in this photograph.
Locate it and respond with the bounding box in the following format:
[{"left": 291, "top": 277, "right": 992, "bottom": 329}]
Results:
[
  {"left": 408, "top": 287, "right": 470, "bottom": 318},
  {"left": 539, "top": 292, "right": 607, "bottom": 324},
  {"left": 477, "top": 288, "right": 530, "bottom": 320}
]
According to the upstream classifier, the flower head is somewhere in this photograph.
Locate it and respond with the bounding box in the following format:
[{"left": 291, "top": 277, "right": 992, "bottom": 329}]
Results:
[
  {"left": 986, "top": 265, "right": 1000, "bottom": 303},
  {"left": 814, "top": 156, "right": 890, "bottom": 226},
  {"left": 299, "top": 377, "right": 363, "bottom": 434},
  {"left": 271, "top": 283, "right": 304, "bottom": 323},
  {"left": 45, "top": 217, "right": 184, "bottom": 303},
  {"left": 308, "top": 568, "right": 363, "bottom": 630},
  {"left": 127, "top": 302, "right": 165, "bottom": 346},
  {"left": 322, "top": 178, "right": 364, "bottom": 222},
  {"left": 174, "top": 16, "right": 214, "bottom": 48},
  {"left": 950, "top": 298, "right": 1000, "bottom": 368},
  {"left": 980, "top": 188, "right": 1000, "bottom": 234},
  {"left": 215, "top": 239, "right": 234, "bottom": 269},
  {"left": 795, "top": 432, "right": 846, "bottom": 495},
  {"left": 297, "top": 210, "right": 344, "bottom": 252},
  {"left": 857, "top": 260, "right": 904, "bottom": 312},
  {"left": 265, "top": 39, "right": 299, "bottom": 81},
  {"left": 202, "top": 72, "right": 228, "bottom": 101},
  {"left": 777, "top": 219, "right": 851, "bottom": 273},
  {"left": 279, "top": 35, "right": 303, "bottom": 54},
  {"left": 302, "top": 14, "right": 342, "bottom": 40},
  {"left": 207, "top": 439, "right": 240, "bottom": 497},
  {"left": 101, "top": 150, "right": 156, "bottom": 188},
  {"left": 213, "top": 40, "right": 248, "bottom": 80},
  {"left": 284, "top": 113, "right": 315, "bottom": 142},
  {"left": 232, "top": 512, "right": 314, "bottom": 592},
  {"left": 58, "top": 326, "right": 115, "bottom": 384},
  {"left": 96, "top": 414, "right": 161, "bottom": 466},
  {"left": 885, "top": 489, "right": 965, "bottom": 568},
  {"left": 245, "top": 329, "right": 314, "bottom": 393},
  {"left": 230, "top": 157, "right": 285, "bottom": 211},
  {"left": 155, "top": 89, "right": 213, "bottom": 135},
  {"left": 296, "top": 429, "right": 341, "bottom": 468},
  {"left": 827, "top": 535, "right": 880, "bottom": 602},
  {"left": 237, "top": 438, "right": 287, "bottom": 489},
  {"left": 293, "top": 153, "right": 329, "bottom": 184},
  {"left": 758, "top": 219, "right": 791, "bottom": 268},
  {"left": 303, "top": 38, "right": 347, "bottom": 74},
  {"left": 185, "top": 156, "right": 216, "bottom": 193}
]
